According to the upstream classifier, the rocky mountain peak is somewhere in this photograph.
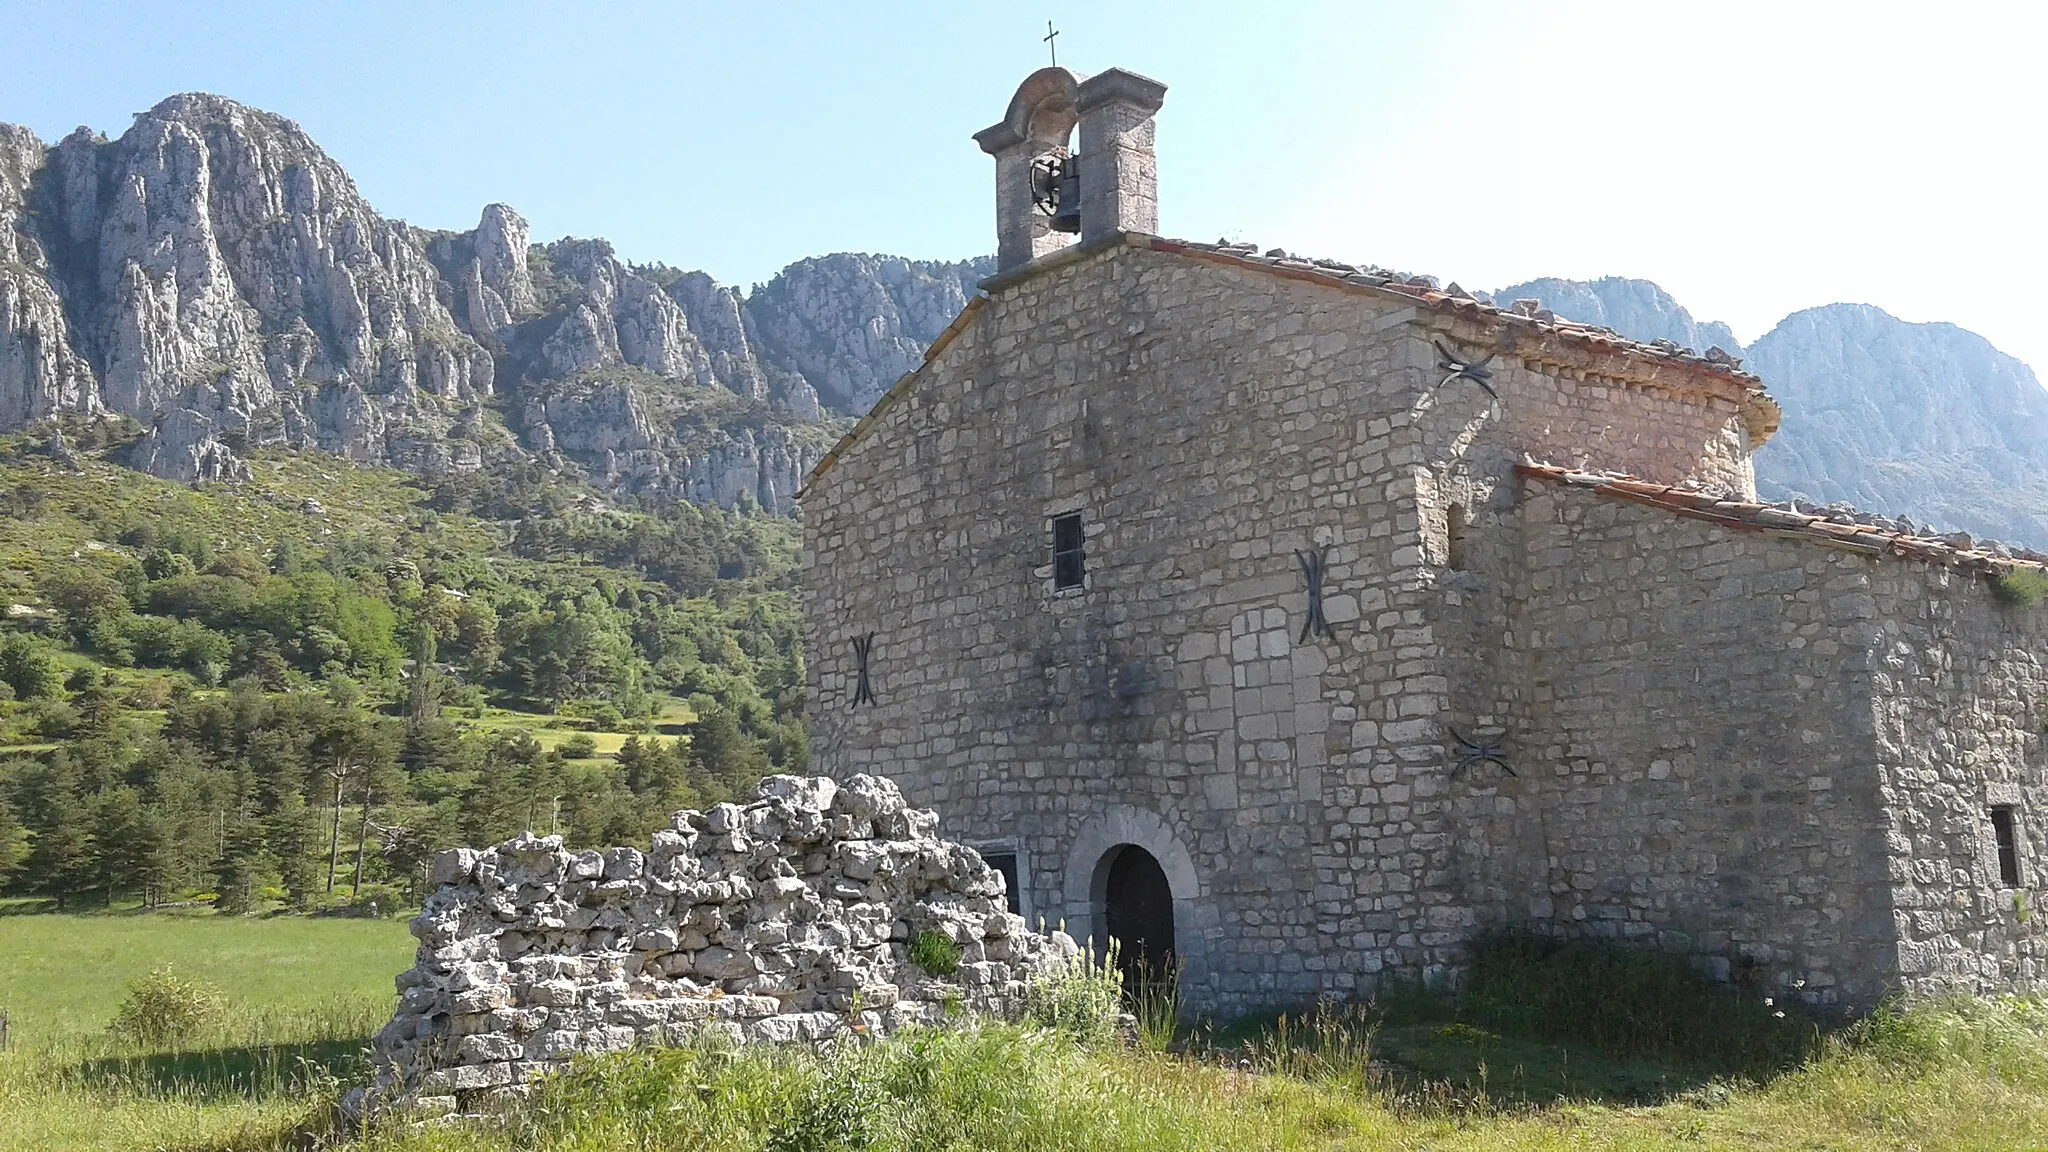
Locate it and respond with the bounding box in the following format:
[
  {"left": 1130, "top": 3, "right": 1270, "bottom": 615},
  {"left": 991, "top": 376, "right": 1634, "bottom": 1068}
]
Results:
[
  {"left": 0, "top": 94, "right": 991, "bottom": 511},
  {"left": 1744, "top": 303, "right": 2048, "bottom": 545}
]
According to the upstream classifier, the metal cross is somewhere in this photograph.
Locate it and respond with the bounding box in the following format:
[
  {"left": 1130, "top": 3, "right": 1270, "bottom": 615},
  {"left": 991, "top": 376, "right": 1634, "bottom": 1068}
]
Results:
[
  {"left": 1295, "top": 546, "right": 1331, "bottom": 642},
  {"left": 1044, "top": 20, "right": 1060, "bottom": 66},
  {"left": 1450, "top": 728, "right": 1515, "bottom": 777},
  {"left": 851, "top": 633, "right": 877, "bottom": 707},
  {"left": 1433, "top": 340, "right": 1499, "bottom": 399}
]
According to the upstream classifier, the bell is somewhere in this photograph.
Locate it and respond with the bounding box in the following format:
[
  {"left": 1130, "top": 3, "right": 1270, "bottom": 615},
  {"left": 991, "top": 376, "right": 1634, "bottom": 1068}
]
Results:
[
  {"left": 1049, "top": 157, "right": 1082, "bottom": 233},
  {"left": 1032, "top": 152, "right": 1084, "bottom": 234}
]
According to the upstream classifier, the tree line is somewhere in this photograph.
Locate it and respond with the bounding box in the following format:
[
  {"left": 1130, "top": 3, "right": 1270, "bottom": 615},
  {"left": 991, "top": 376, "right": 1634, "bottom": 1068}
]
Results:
[{"left": 0, "top": 457, "right": 809, "bottom": 912}]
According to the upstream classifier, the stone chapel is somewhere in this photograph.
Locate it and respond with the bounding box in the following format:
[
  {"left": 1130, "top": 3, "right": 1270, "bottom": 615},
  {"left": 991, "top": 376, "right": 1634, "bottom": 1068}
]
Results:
[{"left": 799, "top": 66, "right": 2048, "bottom": 1015}]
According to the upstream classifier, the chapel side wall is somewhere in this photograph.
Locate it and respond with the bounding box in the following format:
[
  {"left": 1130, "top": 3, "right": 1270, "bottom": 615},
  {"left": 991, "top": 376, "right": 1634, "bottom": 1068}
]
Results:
[
  {"left": 1867, "top": 567, "right": 2048, "bottom": 996},
  {"left": 1473, "top": 481, "right": 1899, "bottom": 1007},
  {"left": 804, "top": 244, "right": 1468, "bottom": 1016}
]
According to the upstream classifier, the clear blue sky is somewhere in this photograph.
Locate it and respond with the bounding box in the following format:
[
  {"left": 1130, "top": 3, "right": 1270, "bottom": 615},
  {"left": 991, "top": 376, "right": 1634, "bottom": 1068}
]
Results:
[{"left": 5, "top": 2, "right": 2045, "bottom": 368}]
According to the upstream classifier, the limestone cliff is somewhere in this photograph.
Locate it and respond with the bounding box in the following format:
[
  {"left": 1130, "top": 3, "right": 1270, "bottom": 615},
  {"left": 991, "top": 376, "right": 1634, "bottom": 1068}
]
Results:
[
  {"left": 1745, "top": 305, "right": 2048, "bottom": 547},
  {"left": 0, "top": 94, "right": 988, "bottom": 512}
]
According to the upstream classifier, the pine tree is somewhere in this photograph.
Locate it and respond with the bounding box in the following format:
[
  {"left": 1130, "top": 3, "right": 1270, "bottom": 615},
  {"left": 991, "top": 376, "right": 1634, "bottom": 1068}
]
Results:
[
  {"left": 18, "top": 763, "right": 96, "bottom": 910},
  {"left": 213, "top": 808, "right": 266, "bottom": 915},
  {"left": 129, "top": 805, "right": 172, "bottom": 908},
  {"left": 406, "top": 622, "right": 439, "bottom": 728},
  {"left": 313, "top": 708, "right": 396, "bottom": 893},
  {"left": 0, "top": 792, "right": 18, "bottom": 891},
  {"left": 685, "top": 704, "right": 768, "bottom": 801},
  {"left": 350, "top": 753, "right": 406, "bottom": 900},
  {"left": 91, "top": 785, "right": 147, "bottom": 906},
  {"left": 267, "top": 791, "right": 322, "bottom": 910},
  {"left": 0, "top": 634, "right": 61, "bottom": 700}
]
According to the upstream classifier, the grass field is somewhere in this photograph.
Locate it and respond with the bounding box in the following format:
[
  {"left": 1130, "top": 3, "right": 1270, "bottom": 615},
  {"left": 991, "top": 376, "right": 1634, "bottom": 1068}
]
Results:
[
  {"left": 0, "top": 912, "right": 2045, "bottom": 1151},
  {"left": 0, "top": 909, "right": 411, "bottom": 1151},
  {"left": 0, "top": 908, "right": 412, "bottom": 1041}
]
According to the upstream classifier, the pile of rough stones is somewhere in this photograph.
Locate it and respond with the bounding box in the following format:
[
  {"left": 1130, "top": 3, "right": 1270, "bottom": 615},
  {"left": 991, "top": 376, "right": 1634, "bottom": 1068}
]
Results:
[{"left": 359, "top": 773, "right": 1079, "bottom": 1112}]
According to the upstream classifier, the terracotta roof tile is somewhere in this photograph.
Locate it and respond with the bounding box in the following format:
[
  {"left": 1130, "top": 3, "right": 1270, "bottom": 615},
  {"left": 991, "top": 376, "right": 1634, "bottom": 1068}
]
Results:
[{"left": 1516, "top": 461, "right": 2048, "bottom": 574}]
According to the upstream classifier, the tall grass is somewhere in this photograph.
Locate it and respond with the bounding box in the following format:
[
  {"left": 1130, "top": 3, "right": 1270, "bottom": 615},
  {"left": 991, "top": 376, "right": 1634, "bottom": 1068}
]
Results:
[
  {"left": 0, "top": 992, "right": 387, "bottom": 1152},
  {"left": 362, "top": 1024, "right": 1398, "bottom": 1152},
  {"left": 354, "top": 996, "right": 2048, "bottom": 1152}
]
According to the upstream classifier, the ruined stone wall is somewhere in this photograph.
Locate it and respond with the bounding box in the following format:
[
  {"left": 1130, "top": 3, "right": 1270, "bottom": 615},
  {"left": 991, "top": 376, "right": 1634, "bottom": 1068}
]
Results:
[
  {"left": 1868, "top": 562, "right": 2048, "bottom": 996},
  {"left": 363, "top": 774, "right": 1076, "bottom": 1112},
  {"left": 1468, "top": 477, "right": 2048, "bottom": 1007},
  {"left": 803, "top": 242, "right": 1788, "bottom": 1016}
]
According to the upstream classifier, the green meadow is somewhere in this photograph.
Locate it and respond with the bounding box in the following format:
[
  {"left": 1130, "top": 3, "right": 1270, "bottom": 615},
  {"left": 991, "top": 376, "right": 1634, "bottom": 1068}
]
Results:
[{"left": 2, "top": 912, "right": 2046, "bottom": 1151}]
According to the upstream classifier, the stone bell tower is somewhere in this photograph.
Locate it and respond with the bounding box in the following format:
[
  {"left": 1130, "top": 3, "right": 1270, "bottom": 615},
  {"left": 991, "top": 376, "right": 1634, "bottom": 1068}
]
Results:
[{"left": 974, "top": 66, "right": 1167, "bottom": 272}]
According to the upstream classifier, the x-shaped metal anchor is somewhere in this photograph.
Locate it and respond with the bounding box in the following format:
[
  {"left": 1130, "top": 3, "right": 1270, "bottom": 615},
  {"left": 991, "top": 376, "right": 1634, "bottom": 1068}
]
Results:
[
  {"left": 1295, "top": 545, "right": 1330, "bottom": 642},
  {"left": 851, "top": 632, "right": 877, "bottom": 707},
  {"left": 1450, "top": 727, "right": 1515, "bottom": 777},
  {"left": 1434, "top": 341, "right": 1498, "bottom": 399}
]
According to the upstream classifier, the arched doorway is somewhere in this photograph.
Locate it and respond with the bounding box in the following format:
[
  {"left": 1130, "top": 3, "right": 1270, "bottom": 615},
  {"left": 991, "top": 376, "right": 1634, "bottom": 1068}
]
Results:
[{"left": 1100, "top": 844, "right": 1175, "bottom": 994}]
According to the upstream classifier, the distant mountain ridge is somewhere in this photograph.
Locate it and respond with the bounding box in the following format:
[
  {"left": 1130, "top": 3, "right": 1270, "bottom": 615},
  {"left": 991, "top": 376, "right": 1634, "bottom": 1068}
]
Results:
[
  {"left": 0, "top": 93, "right": 987, "bottom": 511},
  {"left": 1492, "top": 277, "right": 2048, "bottom": 547}
]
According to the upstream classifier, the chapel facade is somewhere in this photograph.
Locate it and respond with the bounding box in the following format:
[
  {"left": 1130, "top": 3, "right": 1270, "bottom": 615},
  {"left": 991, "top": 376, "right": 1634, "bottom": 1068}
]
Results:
[{"left": 799, "top": 66, "right": 2048, "bottom": 1015}]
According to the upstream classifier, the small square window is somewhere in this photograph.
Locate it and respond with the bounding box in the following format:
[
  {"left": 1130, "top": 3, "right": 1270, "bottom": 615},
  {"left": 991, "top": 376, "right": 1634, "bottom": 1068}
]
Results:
[
  {"left": 983, "top": 852, "right": 1023, "bottom": 915},
  {"left": 1992, "top": 805, "right": 2023, "bottom": 887},
  {"left": 1052, "top": 513, "right": 1086, "bottom": 591}
]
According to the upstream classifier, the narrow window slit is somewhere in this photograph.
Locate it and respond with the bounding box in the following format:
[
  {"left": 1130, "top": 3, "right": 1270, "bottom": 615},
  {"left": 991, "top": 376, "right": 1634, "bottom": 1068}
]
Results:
[
  {"left": 1053, "top": 513, "right": 1086, "bottom": 590},
  {"left": 1447, "top": 503, "right": 1471, "bottom": 571},
  {"left": 1296, "top": 545, "right": 1329, "bottom": 641},
  {"left": 1992, "top": 805, "right": 2022, "bottom": 887}
]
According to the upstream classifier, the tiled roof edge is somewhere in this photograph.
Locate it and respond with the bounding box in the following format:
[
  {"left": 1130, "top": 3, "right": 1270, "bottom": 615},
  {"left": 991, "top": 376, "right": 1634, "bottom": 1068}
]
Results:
[
  {"left": 1515, "top": 461, "right": 2048, "bottom": 575},
  {"left": 1145, "top": 237, "right": 1780, "bottom": 444}
]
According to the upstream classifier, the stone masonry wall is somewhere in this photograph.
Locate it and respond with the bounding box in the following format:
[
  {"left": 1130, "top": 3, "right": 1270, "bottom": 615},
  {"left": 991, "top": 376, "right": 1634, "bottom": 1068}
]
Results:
[
  {"left": 1869, "top": 559, "right": 2048, "bottom": 995},
  {"left": 803, "top": 240, "right": 1769, "bottom": 1016},
  {"left": 362, "top": 774, "right": 1077, "bottom": 1112},
  {"left": 1464, "top": 477, "right": 2048, "bottom": 1007},
  {"left": 1470, "top": 477, "right": 1897, "bottom": 1006}
]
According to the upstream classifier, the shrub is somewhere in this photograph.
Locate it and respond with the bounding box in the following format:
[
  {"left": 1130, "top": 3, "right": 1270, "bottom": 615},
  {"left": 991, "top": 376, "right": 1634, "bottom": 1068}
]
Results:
[
  {"left": 347, "top": 883, "right": 407, "bottom": 917},
  {"left": 108, "top": 965, "right": 228, "bottom": 1046},
  {"left": 1024, "top": 939, "right": 1123, "bottom": 1045},
  {"left": 909, "top": 929, "right": 962, "bottom": 977},
  {"left": 560, "top": 733, "right": 599, "bottom": 758},
  {"left": 1993, "top": 569, "right": 2048, "bottom": 607},
  {"left": 0, "top": 634, "right": 61, "bottom": 700}
]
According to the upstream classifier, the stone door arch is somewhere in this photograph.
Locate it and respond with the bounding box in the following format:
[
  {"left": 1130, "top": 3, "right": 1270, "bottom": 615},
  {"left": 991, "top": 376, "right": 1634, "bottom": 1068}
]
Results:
[
  {"left": 1100, "top": 844, "right": 1175, "bottom": 992},
  {"left": 1062, "top": 804, "right": 1209, "bottom": 997}
]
